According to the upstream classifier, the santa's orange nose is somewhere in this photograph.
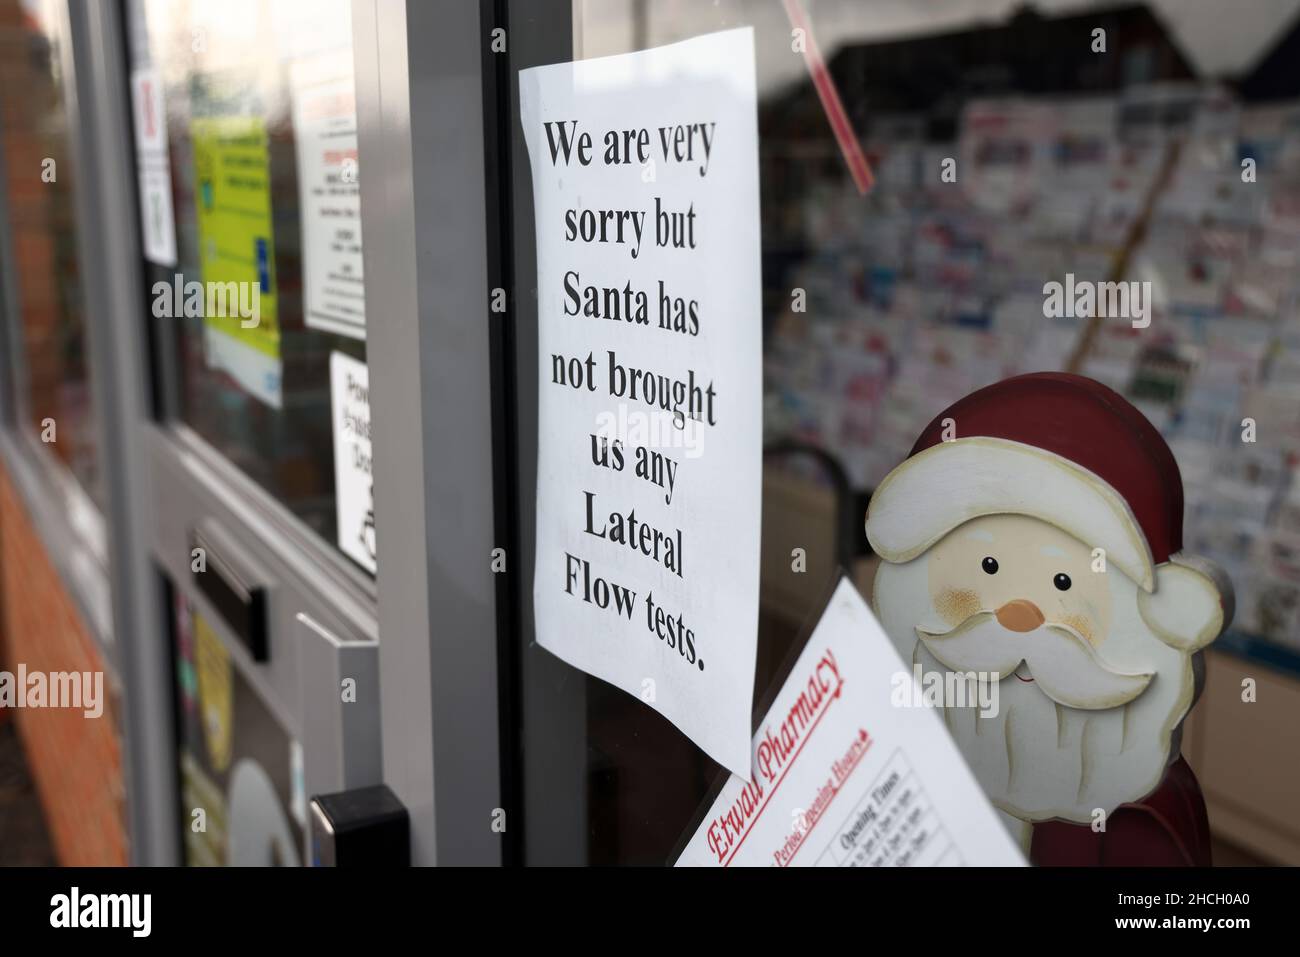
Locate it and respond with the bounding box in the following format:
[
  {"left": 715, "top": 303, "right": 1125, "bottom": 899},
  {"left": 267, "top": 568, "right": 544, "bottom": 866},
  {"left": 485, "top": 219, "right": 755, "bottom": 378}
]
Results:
[{"left": 995, "top": 600, "right": 1045, "bottom": 633}]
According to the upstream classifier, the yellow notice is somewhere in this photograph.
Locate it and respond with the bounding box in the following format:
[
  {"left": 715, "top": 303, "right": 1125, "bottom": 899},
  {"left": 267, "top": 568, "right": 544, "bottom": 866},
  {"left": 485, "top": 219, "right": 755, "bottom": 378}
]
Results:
[{"left": 192, "top": 115, "right": 282, "bottom": 403}]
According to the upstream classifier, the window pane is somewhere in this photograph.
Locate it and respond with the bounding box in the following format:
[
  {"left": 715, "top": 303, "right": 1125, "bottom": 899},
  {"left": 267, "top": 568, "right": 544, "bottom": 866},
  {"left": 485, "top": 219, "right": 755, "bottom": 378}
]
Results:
[
  {"left": 130, "top": 0, "right": 373, "bottom": 574},
  {"left": 0, "top": 0, "right": 102, "bottom": 508},
  {"left": 518, "top": 0, "right": 1300, "bottom": 864}
]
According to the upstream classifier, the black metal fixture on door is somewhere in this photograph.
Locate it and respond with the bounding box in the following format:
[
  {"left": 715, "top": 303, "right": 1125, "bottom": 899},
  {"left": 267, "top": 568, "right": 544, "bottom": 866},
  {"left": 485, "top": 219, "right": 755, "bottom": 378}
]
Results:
[{"left": 190, "top": 525, "right": 270, "bottom": 662}]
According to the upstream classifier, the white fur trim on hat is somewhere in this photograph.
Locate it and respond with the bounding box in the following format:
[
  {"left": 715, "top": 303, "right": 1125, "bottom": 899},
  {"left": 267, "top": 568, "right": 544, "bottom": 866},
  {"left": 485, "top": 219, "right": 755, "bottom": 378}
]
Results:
[
  {"left": 1139, "top": 552, "right": 1234, "bottom": 651},
  {"left": 865, "top": 436, "right": 1156, "bottom": 591}
]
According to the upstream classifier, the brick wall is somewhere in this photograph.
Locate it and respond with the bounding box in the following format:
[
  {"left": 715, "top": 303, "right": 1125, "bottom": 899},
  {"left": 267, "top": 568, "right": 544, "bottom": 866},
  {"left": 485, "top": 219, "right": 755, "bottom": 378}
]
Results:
[{"left": 0, "top": 461, "right": 128, "bottom": 865}]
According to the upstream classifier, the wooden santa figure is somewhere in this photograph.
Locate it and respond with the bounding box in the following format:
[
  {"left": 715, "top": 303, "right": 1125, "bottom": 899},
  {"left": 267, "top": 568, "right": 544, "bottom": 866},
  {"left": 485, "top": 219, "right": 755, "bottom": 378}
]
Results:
[{"left": 866, "top": 373, "right": 1232, "bottom": 865}]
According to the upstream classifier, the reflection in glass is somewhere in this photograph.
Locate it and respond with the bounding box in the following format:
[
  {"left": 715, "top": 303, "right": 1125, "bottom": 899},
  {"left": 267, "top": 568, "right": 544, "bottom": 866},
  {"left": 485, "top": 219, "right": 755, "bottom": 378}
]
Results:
[
  {"left": 517, "top": 0, "right": 1300, "bottom": 865},
  {"left": 132, "top": 0, "right": 369, "bottom": 573},
  {"left": 0, "top": 0, "right": 101, "bottom": 507}
]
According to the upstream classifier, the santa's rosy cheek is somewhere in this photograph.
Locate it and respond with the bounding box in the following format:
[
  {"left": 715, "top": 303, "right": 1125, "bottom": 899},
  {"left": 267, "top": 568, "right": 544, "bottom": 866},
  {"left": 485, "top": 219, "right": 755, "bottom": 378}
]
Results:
[
  {"left": 935, "top": 587, "right": 982, "bottom": 626},
  {"left": 1060, "top": 612, "right": 1098, "bottom": 645}
]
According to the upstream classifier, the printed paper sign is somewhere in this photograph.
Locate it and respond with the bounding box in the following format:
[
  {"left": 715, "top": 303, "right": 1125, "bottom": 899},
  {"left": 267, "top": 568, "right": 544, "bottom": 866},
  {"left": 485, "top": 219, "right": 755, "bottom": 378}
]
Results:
[
  {"left": 520, "top": 28, "right": 762, "bottom": 777},
  {"left": 130, "top": 67, "right": 177, "bottom": 266},
  {"left": 192, "top": 115, "right": 281, "bottom": 408},
  {"left": 330, "top": 352, "right": 376, "bottom": 573},
  {"left": 675, "top": 577, "right": 1026, "bottom": 867},
  {"left": 290, "top": 50, "right": 365, "bottom": 340}
]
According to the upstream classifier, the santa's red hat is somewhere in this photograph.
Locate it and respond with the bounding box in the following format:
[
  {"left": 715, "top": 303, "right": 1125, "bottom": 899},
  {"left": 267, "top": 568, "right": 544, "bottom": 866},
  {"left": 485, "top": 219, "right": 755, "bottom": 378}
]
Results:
[{"left": 866, "top": 373, "right": 1184, "bottom": 592}]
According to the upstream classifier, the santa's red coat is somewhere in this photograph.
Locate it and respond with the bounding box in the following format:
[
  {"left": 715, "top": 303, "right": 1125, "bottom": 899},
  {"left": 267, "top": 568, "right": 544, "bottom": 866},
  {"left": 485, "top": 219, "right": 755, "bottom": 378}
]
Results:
[{"left": 1030, "top": 755, "right": 1211, "bottom": 866}]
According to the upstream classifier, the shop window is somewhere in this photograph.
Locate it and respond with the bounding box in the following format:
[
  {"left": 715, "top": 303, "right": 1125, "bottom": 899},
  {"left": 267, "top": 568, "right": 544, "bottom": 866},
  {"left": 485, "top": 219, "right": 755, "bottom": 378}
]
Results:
[{"left": 516, "top": 0, "right": 1300, "bottom": 865}]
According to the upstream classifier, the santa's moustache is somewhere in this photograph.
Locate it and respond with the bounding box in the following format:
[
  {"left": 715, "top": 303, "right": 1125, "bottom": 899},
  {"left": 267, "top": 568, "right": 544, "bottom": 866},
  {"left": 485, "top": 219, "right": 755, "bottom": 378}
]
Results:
[{"left": 916, "top": 613, "right": 1153, "bottom": 711}]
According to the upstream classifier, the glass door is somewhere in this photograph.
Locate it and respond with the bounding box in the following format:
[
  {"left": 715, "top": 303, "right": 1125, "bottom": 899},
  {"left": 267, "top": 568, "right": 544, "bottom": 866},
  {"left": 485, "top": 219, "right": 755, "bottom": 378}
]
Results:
[
  {"left": 61, "top": 0, "right": 513, "bottom": 866},
  {"left": 114, "top": 0, "right": 386, "bottom": 865}
]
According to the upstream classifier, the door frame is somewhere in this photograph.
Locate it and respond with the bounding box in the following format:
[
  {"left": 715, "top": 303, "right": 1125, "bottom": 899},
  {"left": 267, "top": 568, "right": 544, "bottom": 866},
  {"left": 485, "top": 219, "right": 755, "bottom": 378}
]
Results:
[{"left": 351, "top": 0, "right": 507, "bottom": 865}]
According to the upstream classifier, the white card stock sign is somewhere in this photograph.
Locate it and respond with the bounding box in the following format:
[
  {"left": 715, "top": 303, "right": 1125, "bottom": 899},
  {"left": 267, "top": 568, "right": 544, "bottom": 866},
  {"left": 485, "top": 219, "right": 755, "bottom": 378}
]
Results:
[
  {"left": 520, "top": 28, "right": 762, "bottom": 777},
  {"left": 130, "top": 67, "right": 177, "bottom": 266},
  {"left": 290, "top": 49, "right": 365, "bottom": 340},
  {"left": 329, "top": 352, "right": 376, "bottom": 574},
  {"left": 676, "top": 578, "right": 1026, "bottom": 867}
]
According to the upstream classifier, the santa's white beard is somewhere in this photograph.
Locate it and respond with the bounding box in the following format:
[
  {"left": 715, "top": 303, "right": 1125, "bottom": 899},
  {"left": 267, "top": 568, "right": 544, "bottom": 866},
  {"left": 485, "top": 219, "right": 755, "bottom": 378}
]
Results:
[
  {"left": 875, "top": 560, "right": 1196, "bottom": 824},
  {"left": 917, "top": 613, "right": 1153, "bottom": 710}
]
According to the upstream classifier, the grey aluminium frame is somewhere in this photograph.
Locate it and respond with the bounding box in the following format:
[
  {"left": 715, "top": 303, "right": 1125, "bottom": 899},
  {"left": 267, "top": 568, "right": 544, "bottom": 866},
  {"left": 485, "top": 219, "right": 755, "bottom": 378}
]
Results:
[
  {"left": 353, "top": 0, "right": 505, "bottom": 865},
  {"left": 61, "top": 0, "right": 180, "bottom": 865},
  {"left": 496, "top": 0, "right": 589, "bottom": 866},
  {"left": 0, "top": 0, "right": 177, "bottom": 865}
]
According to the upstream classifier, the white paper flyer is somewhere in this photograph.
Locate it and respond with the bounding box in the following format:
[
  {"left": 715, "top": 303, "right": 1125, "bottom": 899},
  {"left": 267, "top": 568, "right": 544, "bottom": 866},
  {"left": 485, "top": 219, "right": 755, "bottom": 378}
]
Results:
[
  {"left": 329, "top": 351, "right": 376, "bottom": 573},
  {"left": 676, "top": 577, "right": 1026, "bottom": 867},
  {"left": 290, "top": 50, "right": 365, "bottom": 340},
  {"left": 130, "top": 66, "right": 177, "bottom": 266},
  {"left": 520, "top": 28, "right": 762, "bottom": 777}
]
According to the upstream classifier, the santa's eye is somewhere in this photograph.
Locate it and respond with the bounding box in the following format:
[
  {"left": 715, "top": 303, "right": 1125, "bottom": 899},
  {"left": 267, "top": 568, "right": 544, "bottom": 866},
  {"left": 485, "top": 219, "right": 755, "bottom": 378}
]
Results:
[
  {"left": 1054, "top": 573, "right": 1072, "bottom": 591},
  {"left": 981, "top": 557, "right": 999, "bottom": 575}
]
